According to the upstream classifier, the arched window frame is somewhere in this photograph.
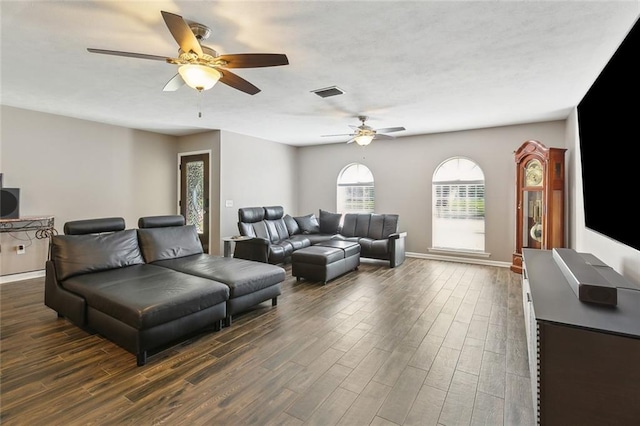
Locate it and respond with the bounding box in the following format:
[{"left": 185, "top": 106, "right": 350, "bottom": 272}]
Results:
[
  {"left": 337, "top": 163, "right": 375, "bottom": 213},
  {"left": 431, "top": 157, "right": 486, "bottom": 253}
]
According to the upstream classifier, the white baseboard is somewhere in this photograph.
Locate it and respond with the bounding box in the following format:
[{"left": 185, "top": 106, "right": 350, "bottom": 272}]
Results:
[
  {"left": 406, "top": 252, "right": 511, "bottom": 268},
  {"left": 0, "top": 270, "right": 45, "bottom": 284}
]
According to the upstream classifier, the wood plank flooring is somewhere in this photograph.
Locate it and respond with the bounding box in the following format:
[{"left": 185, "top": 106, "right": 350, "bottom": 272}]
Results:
[{"left": 0, "top": 258, "right": 535, "bottom": 425}]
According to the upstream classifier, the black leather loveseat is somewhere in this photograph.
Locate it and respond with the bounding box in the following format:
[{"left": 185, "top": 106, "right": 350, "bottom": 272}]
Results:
[
  {"left": 234, "top": 206, "right": 406, "bottom": 268},
  {"left": 45, "top": 215, "right": 285, "bottom": 366}
]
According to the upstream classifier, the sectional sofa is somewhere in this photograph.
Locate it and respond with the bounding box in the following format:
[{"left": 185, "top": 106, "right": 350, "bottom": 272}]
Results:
[
  {"left": 234, "top": 206, "right": 406, "bottom": 268},
  {"left": 44, "top": 215, "right": 285, "bottom": 366}
]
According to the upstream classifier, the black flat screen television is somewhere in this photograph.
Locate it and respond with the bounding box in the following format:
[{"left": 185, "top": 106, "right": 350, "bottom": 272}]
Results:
[{"left": 577, "top": 17, "right": 639, "bottom": 252}]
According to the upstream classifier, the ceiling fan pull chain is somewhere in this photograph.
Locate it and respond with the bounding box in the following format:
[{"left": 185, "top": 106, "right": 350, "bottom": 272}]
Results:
[{"left": 198, "top": 91, "right": 203, "bottom": 118}]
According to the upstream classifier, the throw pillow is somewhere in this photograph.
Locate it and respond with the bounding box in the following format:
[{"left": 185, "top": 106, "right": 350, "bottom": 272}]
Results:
[
  {"left": 319, "top": 209, "right": 342, "bottom": 234},
  {"left": 283, "top": 214, "right": 300, "bottom": 236},
  {"left": 294, "top": 214, "right": 320, "bottom": 234}
]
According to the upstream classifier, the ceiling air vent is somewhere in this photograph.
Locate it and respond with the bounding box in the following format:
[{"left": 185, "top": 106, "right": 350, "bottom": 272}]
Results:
[{"left": 311, "top": 86, "right": 345, "bottom": 98}]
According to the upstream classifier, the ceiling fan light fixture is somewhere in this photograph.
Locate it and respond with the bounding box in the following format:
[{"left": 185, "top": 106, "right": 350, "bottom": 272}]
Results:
[
  {"left": 178, "top": 64, "right": 221, "bottom": 91},
  {"left": 354, "top": 134, "right": 374, "bottom": 146}
]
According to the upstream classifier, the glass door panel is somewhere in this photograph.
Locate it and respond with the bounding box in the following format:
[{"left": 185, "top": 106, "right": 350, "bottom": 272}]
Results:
[{"left": 180, "top": 153, "right": 210, "bottom": 252}]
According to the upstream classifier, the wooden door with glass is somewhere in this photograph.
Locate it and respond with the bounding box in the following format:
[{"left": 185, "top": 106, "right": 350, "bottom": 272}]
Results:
[{"left": 180, "top": 153, "right": 210, "bottom": 253}]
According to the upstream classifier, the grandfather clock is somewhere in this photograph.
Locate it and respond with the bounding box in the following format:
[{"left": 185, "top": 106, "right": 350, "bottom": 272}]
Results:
[{"left": 511, "top": 140, "right": 566, "bottom": 273}]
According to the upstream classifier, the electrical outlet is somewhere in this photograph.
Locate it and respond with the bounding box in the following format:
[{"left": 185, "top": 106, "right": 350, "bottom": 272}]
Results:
[
  {"left": 225, "top": 200, "right": 234, "bottom": 208},
  {"left": 17, "top": 244, "right": 26, "bottom": 255}
]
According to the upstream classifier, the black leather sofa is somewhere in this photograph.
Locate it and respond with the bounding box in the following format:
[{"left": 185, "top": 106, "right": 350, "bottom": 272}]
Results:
[
  {"left": 45, "top": 215, "right": 285, "bottom": 366},
  {"left": 234, "top": 206, "right": 407, "bottom": 268}
]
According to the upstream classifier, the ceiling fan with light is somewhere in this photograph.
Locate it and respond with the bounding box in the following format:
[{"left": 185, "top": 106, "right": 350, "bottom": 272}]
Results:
[
  {"left": 87, "top": 10, "right": 289, "bottom": 95},
  {"left": 323, "top": 116, "right": 406, "bottom": 146}
]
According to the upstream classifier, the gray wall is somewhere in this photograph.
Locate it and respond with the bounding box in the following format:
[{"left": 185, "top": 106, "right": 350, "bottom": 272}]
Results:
[
  {"left": 2, "top": 105, "right": 636, "bottom": 286},
  {"left": 1, "top": 106, "right": 177, "bottom": 276},
  {"left": 296, "top": 121, "right": 567, "bottom": 264},
  {"left": 0, "top": 106, "right": 178, "bottom": 228},
  {"left": 219, "top": 131, "right": 298, "bottom": 254}
]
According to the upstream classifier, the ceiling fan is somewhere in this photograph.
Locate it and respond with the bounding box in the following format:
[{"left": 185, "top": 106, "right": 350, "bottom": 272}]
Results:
[
  {"left": 323, "top": 116, "right": 406, "bottom": 146},
  {"left": 87, "top": 10, "right": 289, "bottom": 95}
]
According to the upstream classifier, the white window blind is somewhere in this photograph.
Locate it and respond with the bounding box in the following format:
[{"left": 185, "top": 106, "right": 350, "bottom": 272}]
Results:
[
  {"left": 432, "top": 157, "right": 486, "bottom": 251},
  {"left": 337, "top": 163, "right": 375, "bottom": 213}
]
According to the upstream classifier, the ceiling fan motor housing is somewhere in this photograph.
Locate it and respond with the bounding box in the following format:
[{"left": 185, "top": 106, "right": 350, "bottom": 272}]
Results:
[{"left": 187, "top": 22, "right": 212, "bottom": 40}]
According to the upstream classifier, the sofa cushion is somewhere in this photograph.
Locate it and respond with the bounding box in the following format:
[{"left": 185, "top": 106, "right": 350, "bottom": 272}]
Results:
[
  {"left": 238, "top": 207, "right": 265, "bottom": 223},
  {"left": 52, "top": 229, "right": 144, "bottom": 281},
  {"left": 304, "top": 234, "right": 335, "bottom": 245},
  {"left": 286, "top": 235, "right": 311, "bottom": 250},
  {"left": 137, "top": 225, "right": 203, "bottom": 263},
  {"left": 153, "top": 254, "right": 285, "bottom": 299},
  {"left": 61, "top": 264, "right": 229, "bottom": 329},
  {"left": 369, "top": 214, "right": 399, "bottom": 239},
  {"left": 265, "top": 218, "right": 289, "bottom": 243},
  {"left": 294, "top": 214, "right": 320, "bottom": 234},
  {"left": 283, "top": 214, "right": 300, "bottom": 236},
  {"left": 63, "top": 217, "right": 125, "bottom": 235},
  {"left": 264, "top": 206, "right": 284, "bottom": 220},
  {"left": 269, "top": 242, "right": 294, "bottom": 263},
  {"left": 358, "top": 238, "right": 389, "bottom": 256},
  {"left": 138, "top": 215, "right": 185, "bottom": 228},
  {"left": 319, "top": 209, "right": 342, "bottom": 235}
]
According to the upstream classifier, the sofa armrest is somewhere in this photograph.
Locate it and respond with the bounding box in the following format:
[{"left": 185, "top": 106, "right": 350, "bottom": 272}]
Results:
[
  {"left": 389, "top": 232, "right": 407, "bottom": 268},
  {"left": 233, "top": 237, "right": 270, "bottom": 263},
  {"left": 44, "top": 260, "right": 87, "bottom": 325},
  {"left": 388, "top": 231, "right": 408, "bottom": 240}
]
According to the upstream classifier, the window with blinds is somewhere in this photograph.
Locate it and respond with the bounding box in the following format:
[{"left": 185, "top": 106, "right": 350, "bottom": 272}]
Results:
[
  {"left": 432, "top": 157, "right": 486, "bottom": 251},
  {"left": 337, "top": 163, "right": 375, "bottom": 213}
]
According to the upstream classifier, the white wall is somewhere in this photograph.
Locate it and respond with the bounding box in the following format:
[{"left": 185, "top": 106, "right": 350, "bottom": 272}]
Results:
[
  {"left": 219, "top": 130, "right": 298, "bottom": 253},
  {"left": 567, "top": 108, "right": 640, "bottom": 286},
  {"left": 1, "top": 106, "right": 178, "bottom": 275},
  {"left": 297, "top": 121, "right": 567, "bottom": 264}
]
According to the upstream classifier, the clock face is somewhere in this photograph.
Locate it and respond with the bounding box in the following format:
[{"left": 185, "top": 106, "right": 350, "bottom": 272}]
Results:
[{"left": 525, "top": 159, "right": 543, "bottom": 186}]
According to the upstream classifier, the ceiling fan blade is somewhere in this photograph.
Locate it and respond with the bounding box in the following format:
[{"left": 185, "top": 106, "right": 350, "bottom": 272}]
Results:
[
  {"left": 218, "top": 69, "right": 260, "bottom": 95},
  {"left": 161, "top": 11, "right": 203, "bottom": 57},
  {"left": 87, "top": 48, "right": 170, "bottom": 62},
  {"left": 217, "top": 53, "right": 289, "bottom": 68},
  {"left": 346, "top": 137, "right": 356, "bottom": 144},
  {"left": 374, "top": 134, "right": 396, "bottom": 140},
  {"left": 163, "top": 74, "right": 185, "bottom": 92},
  {"left": 322, "top": 133, "right": 354, "bottom": 137},
  {"left": 375, "top": 126, "right": 405, "bottom": 133}
]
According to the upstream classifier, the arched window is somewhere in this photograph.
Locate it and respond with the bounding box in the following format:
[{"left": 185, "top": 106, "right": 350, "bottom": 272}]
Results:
[
  {"left": 337, "top": 163, "right": 374, "bottom": 213},
  {"left": 432, "top": 157, "right": 485, "bottom": 252}
]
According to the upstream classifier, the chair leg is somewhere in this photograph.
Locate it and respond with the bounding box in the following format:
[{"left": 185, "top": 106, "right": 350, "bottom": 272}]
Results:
[
  {"left": 272, "top": 297, "right": 278, "bottom": 306},
  {"left": 224, "top": 316, "right": 232, "bottom": 327}
]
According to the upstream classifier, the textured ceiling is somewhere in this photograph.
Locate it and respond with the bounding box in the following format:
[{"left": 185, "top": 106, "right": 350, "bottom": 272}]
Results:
[{"left": 1, "top": 1, "right": 638, "bottom": 146}]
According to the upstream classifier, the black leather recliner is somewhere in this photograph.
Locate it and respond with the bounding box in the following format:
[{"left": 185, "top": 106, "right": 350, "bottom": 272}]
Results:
[
  {"left": 235, "top": 206, "right": 311, "bottom": 264},
  {"left": 234, "top": 206, "right": 407, "bottom": 268}
]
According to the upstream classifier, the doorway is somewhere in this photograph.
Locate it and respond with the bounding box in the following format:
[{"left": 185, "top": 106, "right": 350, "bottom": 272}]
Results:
[{"left": 179, "top": 153, "right": 210, "bottom": 253}]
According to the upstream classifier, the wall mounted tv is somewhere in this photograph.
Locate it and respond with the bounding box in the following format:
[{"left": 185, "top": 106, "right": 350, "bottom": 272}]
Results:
[{"left": 577, "top": 17, "right": 639, "bottom": 252}]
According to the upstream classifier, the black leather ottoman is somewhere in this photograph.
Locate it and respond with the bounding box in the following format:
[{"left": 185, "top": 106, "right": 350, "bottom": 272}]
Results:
[{"left": 292, "top": 240, "right": 360, "bottom": 284}]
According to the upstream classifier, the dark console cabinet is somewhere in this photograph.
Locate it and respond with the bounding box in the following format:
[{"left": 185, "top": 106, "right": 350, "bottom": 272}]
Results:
[{"left": 522, "top": 249, "right": 640, "bottom": 425}]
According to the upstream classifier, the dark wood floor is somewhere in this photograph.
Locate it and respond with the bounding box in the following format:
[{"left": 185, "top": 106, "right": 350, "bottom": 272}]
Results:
[{"left": 1, "top": 258, "right": 534, "bottom": 425}]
